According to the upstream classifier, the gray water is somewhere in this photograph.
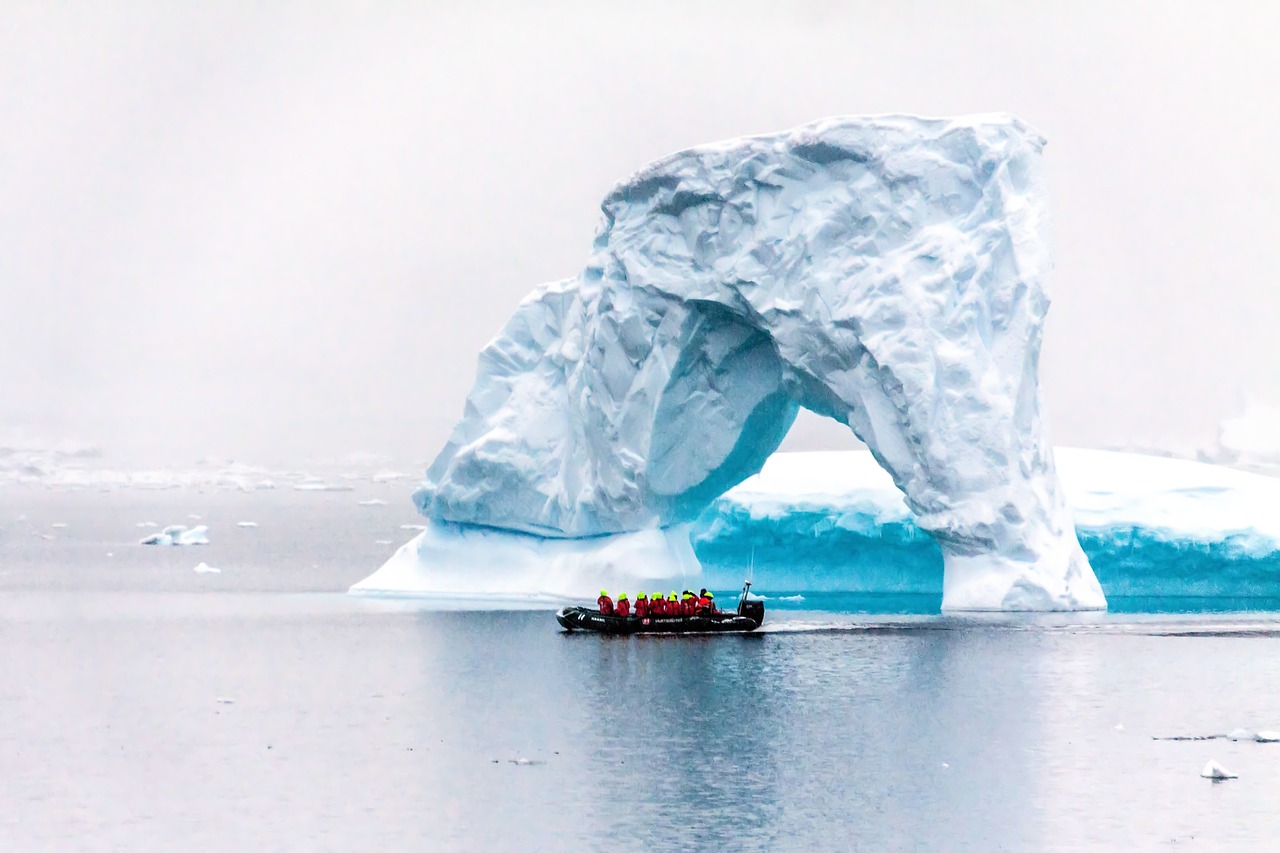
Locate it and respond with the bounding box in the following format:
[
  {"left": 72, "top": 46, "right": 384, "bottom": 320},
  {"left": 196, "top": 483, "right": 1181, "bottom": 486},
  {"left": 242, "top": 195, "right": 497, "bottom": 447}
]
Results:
[{"left": 4, "top": 485, "right": 1280, "bottom": 851}]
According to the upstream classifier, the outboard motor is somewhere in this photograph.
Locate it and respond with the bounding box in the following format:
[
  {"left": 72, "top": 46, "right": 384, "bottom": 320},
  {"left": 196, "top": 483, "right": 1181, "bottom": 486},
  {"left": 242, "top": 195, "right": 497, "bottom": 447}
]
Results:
[{"left": 736, "top": 580, "right": 764, "bottom": 624}]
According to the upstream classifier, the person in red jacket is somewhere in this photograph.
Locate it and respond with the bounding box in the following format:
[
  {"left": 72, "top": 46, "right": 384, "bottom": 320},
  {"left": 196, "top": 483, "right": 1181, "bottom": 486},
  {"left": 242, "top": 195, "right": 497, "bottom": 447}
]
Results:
[
  {"left": 597, "top": 590, "right": 614, "bottom": 615},
  {"left": 634, "top": 592, "right": 649, "bottom": 618},
  {"left": 615, "top": 592, "right": 630, "bottom": 617},
  {"left": 698, "top": 589, "right": 715, "bottom": 615},
  {"left": 652, "top": 592, "right": 666, "bottom": 616}
]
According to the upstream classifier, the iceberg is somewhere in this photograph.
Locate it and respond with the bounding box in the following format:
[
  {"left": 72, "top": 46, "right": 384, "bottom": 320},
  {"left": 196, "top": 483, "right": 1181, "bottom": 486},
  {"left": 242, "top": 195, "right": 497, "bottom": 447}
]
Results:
[
  {"left": 693, "top": 448, "right": 1280, "bottom": 604},
  {"left": 359, "top": 113, "right": 1104, "bottom": 610}
]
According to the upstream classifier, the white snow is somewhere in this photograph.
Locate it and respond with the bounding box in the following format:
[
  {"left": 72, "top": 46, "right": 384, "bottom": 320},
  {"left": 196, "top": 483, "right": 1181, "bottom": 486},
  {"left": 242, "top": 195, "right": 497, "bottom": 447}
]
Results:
[
  {"left": 408, "top": 114, "right": 1099, "bottom": 611},
  {"left": 140, "top": 524, "right": 209, "bottom": 546},
  {"left": 193, "top": 562, "right": 221, "bottom": 574},
  {"left": 1200, "top": 760, "right": 1237, "bottom": 780}
]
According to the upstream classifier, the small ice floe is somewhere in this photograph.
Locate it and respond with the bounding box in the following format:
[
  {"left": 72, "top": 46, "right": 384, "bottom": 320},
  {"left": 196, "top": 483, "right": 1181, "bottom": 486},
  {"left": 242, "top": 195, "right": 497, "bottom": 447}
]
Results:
[
  {"left": 1255, "top": 730, "right": 1280, "bottom": 743},
  {"left": 50, "top": 522, "right": 67, "bottom": 529},
  {"left": 1200, "top": 760, "right": 1236, "bottom": 780},
  {"left": 293, "top": 481, "right": 354, "bottom": 492},
  {"left": 193, "top": 562, "right": 221, "bottom": 574},
  {"left": 400, "top": 524, "right": 426, "bottom": 531},
  {"left": 15, "top": 513, "right": 27, "bottom": 523},
  {"left": 215, "top": 697, "right": 236, "bottom": 704},
  {"left": 507, "top": 758, "right": 544, "bottom": 766},
  {"left": 254, "top": 479, "right": 276, "bottom": 490},
  {"left": 137, "top": 521, "right": 159, "bottom": 528},
  {"left": 941, "top": 762, "right": 950, "bottom": 768},
  {"left": 778, "top": 594, "right": 806, "bottom": 602},
  {"left": 357, "top": 498, "right": 387, "bottom": 507},
  {"left": 1115, "top": 724, "right": 1125, "bottom": 731},
  {"left": 372, "top": 470, "right": 408, "bottom": 482},
  {"left": 140, "top": 524, "right": 209, "bottom": 546},
  {"left": 1227, "top": 728, "right": 1254, "bottom": 741},
  {"left": 106, "top": 552, "right": 113, "bottom": 557},
  {"left": 187, "top": 514, "right": 202, "bottom": 520},
  {"left": 39, "top": 533, "right": 54, "bottom": 540},
  {"left": 374, "top": 539, "right": 393, "bottom": 545},
  {"left": 236, "top": 521, "right": 258, "bottom": 528}
]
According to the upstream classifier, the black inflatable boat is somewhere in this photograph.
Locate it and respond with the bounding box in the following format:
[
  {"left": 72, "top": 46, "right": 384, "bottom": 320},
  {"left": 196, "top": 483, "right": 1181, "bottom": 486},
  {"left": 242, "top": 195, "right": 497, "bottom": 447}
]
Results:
[{"left": 556, "top": 583, "right": 764, "bottom": 635}]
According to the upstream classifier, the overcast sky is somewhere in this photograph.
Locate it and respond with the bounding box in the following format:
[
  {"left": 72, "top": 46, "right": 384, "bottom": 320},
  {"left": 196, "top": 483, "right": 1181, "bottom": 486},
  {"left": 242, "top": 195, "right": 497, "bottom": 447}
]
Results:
[{"left": 2, "top": 1, "right": 1277, "bottom": 466}]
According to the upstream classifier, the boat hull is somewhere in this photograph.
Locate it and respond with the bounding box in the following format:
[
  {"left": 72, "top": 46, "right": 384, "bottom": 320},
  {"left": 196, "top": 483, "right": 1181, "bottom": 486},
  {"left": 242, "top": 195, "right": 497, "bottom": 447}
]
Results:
[{"left": 555, "top": 605, "right": 762, "bottom": 634}]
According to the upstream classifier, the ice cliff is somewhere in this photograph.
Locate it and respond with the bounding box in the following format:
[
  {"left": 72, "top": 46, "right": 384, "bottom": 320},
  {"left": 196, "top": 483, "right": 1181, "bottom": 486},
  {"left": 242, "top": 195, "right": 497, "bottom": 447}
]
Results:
[{"left": 364, "top": 113, "right": 1105, "bottom": 611}]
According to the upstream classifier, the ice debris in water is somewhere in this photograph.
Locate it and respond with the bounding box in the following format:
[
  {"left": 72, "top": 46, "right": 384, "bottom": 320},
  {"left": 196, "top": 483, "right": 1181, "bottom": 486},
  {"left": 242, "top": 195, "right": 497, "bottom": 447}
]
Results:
[
  {"left": 237, "top": 521, "right": 258, "bottom": 528},
  {"left": 187, "top": 514, "right": 202, "bottom": 520},
  {"left": 193, "top": 562, "right": 221, "bottom": 574},
  {"left": 1200, "top": 760, "right": 1236, "bottom": 780},
  {"left": 137, "top": 521, "right": 158, "bottom": 528},
  {"left": 50, "top": 522, "right": 67, "bottom": 528},
  {"left": 393, "top": 113, "right": 1102, "bottom": 612},
  {"left": 140, "top": 525, "right": 209, "bottom": 546},
  {"left": 358, "top": 498, "right": 387, "bottom": 507},
  {"left": 215, "top": 697, "right": 236, "bottom": 704}
]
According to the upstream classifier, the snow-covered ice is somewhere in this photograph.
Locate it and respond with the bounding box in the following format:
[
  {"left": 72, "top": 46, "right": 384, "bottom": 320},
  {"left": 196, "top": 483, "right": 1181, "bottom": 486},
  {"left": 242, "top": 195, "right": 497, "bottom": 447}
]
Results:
[
  {"left": 193, "top": 562, "right": 221, "bottom": 574},
  {"left": 1200, "top": 760, "right": 1236, "bottom": 780},
  {"left": 237, "top": 521, "right": 258, "bottom": 528},
  {"left": 357, "top": 499, "right": 387, "bottom": 507}
]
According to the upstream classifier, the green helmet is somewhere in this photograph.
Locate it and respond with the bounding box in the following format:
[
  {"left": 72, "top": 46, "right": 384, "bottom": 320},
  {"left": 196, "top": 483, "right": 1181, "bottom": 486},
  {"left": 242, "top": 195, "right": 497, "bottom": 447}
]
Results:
[
  {"left": 653, "top": 592, "right": 662, "bottom": 600},
  {"left": 599, "top": 589, "right": 608, "bottom": 597},
  {"left": 618, "top": 592, "right": 628, "bottom": 599},
  {"left": 706, "top": 591, "right": 714, "bottom": 599},
  {"left": 637, "top": 591, "right": 647, "bottom": 599},
  {"left": 669, "top": 592, "right": 677, "bottom": 601}
]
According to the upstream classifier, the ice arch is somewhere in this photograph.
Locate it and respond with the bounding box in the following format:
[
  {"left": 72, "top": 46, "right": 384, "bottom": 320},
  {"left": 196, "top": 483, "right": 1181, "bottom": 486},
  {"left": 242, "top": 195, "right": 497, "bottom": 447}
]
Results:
[{"left": 377, "top": 114, "right": 1104, "bottom": 611}]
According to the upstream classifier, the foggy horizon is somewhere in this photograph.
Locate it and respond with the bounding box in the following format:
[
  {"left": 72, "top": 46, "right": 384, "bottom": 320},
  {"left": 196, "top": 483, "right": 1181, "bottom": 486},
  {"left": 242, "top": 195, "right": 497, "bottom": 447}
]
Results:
[{"left": 3, "top": 1, "right": 1278, "bottom": 469}]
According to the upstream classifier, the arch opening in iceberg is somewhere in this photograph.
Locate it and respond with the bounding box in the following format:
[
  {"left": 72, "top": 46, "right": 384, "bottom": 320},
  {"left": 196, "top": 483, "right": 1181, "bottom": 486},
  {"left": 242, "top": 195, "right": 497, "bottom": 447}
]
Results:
[{"left": 356, "top": 113, "right": 1104, "bottom": 612}]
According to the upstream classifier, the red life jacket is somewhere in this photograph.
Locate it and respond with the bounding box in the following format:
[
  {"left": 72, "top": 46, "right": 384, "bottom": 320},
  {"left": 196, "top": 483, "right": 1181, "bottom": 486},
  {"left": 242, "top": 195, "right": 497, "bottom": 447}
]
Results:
[
  {"left": 698, "top": 595, "right": 713, "bottom": 614},
  {"left": 597, "top": 595, "right": 614, "bottom": 615},
  {"left": 635, "top": 598, "right": 648, "bottom": 618},
  {"left": 616, "top": 598, "right": 630, "bottom": 617}
]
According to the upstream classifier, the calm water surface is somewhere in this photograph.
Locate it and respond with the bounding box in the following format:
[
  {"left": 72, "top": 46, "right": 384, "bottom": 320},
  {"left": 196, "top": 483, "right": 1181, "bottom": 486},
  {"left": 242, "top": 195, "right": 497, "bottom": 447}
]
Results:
[{"left": 3, "top": 486, "right": 1280, "bottom": 851}]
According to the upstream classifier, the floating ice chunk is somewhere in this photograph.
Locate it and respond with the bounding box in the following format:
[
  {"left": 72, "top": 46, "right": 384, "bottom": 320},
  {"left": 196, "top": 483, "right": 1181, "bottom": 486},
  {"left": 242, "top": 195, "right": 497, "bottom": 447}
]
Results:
[
  {"left": 358, "top": 499, "right": 387, "bottom": 507},
  {"left": 50, "top": 522, "right": 67, "bottom": 529},
  {"left": 375, "top": 539, "right": 393, "bottom": 545},
  {"left": 778, "top": 594, "right": 806, "bottom": 602},
  {"left": 372, "top": 471, "right": 408, "bottom": 482},
  {"left": 237, "top": 521, "right": 258, "bottom": 528},
  {"left": 399, "top": 524, "right": 427, "bottom": 531},
  {"left": 1227, "top": 728, "right": 1253, "bottom": 741},
  {"left": 255, "top": 479, "right": 276, "bottom": 490},
  {"left": 136, "top": 521, "right": 159, "bottom": 528},
  {"left": 1200, "top": 760, "right": 1236, "bottom": 780},
  {"left": 215, "top": 696, "right": 235, "bottom": 704},
  {"left": 193, "top": 561, "right": 221, "bottom": 574},
  {"left": 1255, "top": 730, "right": 1280, "bottom": 743},
  {"left": 1114, "top": 724, "right": 1125, "bottom": 731},
  {"left": 39, "top": 533, "right": 53, "bottom": 540},
  {"left": 140, "top": 524, "right": 209, "bottom": 546},
  {"left": 293, "top": 482, "right": 354, "bottom": 492},
  {"left": 508, "top": 758, "right": 544, "bottom": 766},
  {"left": 187, "top": 514, "right": 202, "bottom": 520}
]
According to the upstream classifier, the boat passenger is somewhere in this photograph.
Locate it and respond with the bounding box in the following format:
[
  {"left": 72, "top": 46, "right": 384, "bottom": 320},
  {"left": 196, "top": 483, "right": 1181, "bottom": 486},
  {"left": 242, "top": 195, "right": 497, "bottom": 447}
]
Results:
[
  {"left": 635, "top": 592, "right": 649, "bottom": 618},
  {"left": 668, "top": 592, "right": 679, "bottom": 615},
  {"left": 697, "top": 589, "right": 714, "bottom": 615},
  {"left": 597, "top": 590, "right": 614, "bottom": 615},
  {"left": 615, "top": 592, "right": 630, "bottom": 617},
  {"left": 681, "top": 591, "right": 696, "bottom": 616}
]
